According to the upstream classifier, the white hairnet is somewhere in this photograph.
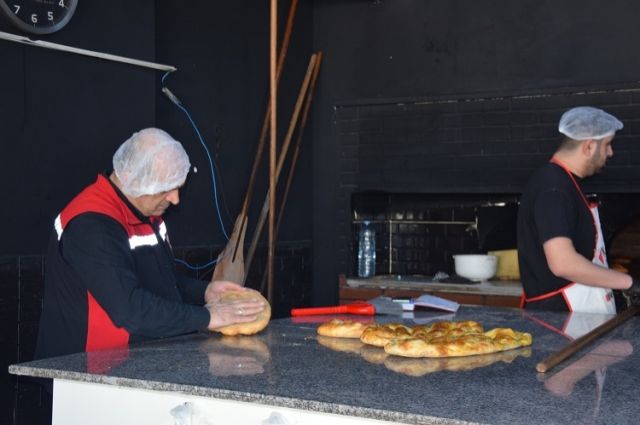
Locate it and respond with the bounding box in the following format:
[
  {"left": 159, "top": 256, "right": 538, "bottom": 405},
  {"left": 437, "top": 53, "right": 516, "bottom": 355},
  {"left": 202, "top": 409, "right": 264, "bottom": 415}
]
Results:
[
  {"left": 113, "top": 128, "right": 190, "bottom": 197},
  {"left": 558, "top": 106, "right": 623, "bottom": 140}
]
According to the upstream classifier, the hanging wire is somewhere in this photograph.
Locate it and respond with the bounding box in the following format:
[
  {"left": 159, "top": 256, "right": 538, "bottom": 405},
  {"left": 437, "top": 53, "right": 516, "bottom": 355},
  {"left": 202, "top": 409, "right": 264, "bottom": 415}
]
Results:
[
  {"left": 161, "top": 71, "right": 232, "bottom": 271},
  {"left": 161, "top": 71, "right": 230, "bottom": 241},
  {"left": 174, "top": 257, "right": 217, "bottom": 271}
]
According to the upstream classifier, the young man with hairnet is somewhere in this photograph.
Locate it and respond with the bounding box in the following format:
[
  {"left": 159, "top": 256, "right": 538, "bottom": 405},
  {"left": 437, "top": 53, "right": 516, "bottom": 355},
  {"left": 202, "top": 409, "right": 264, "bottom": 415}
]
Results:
[
  {"left": 35, "top": 128, "right": 265, "bottom": 362},
  {"left": 517, "top": 107, "right": 640, "bottom": 313}
]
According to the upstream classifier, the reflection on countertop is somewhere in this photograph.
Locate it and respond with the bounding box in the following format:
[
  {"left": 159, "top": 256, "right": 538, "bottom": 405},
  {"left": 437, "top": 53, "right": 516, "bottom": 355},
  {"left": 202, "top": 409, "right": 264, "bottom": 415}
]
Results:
[
  {"left": 317, "top": 334, "right": 533, "bottom": 377},
  {"left": 347, "top": 275, "right": 523, "bottom": 297},
  {"left": 199, "top": 336, "right": 271, "bottom": 377}
]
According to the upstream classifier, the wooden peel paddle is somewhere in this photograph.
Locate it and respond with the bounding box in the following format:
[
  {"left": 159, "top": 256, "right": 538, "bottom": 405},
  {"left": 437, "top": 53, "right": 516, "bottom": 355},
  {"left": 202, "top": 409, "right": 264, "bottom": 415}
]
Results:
[
  {"left": 244, "top": 53, "right": 318, "bottom": 284},
  {"left": 222, "top": 0, "right": 298, "bottom": 290},
  {"left": 211, "top": 213, "right": 248, "bottom": 285},
  {"left": 536, "top": 305, "right": 640, "bottom": 373}
]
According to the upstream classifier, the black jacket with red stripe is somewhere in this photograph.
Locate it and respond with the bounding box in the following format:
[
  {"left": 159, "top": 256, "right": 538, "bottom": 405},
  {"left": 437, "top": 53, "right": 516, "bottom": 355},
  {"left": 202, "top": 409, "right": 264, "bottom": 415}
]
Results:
[{"left": 35, "top": 174, "right": 210, "bottom": 360}]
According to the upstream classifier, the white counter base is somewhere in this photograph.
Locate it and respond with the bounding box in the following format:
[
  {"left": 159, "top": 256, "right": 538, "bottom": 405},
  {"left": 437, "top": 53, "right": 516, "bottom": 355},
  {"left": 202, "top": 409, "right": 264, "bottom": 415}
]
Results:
[{"left": 53, "top": 379, "right": 404, "bottom": 425}]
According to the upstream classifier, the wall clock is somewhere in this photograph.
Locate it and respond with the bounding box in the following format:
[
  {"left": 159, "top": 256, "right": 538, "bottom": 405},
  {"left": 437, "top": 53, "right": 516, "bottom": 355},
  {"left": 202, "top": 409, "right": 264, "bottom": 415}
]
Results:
[{"left": 0, "top": 0, "right": 78, "bottom": 35}]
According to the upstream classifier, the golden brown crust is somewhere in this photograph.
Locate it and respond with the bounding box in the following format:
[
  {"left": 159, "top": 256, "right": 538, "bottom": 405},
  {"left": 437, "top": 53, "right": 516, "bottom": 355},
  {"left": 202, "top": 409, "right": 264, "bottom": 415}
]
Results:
[
  {"left": 411, "top": 320, "right": 484, "bottom": 339},
  {"left": 317, "top": 319, "right": 369, "bottom": 338},
  {"left": 213, "top": 290, "right": 271, "bottom": 336},
  {"left": 385, "top": 334, "right": 490, "bottom": 358},
  {"left": 384, "top": 326, "right": 533, "bottom": 358},
  {"left": 483, "top": 328, "right": 533, "bottom": 350},
  {"left": 360, "top": 323, "right": 413, "bottom": 347}
]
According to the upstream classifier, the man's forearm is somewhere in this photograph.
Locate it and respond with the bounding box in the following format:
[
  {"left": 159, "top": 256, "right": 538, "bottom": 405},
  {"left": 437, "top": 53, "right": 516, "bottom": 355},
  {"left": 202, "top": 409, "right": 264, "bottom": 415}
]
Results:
[{"left": 543, "top": 237, "right": 633, "bottom": 289}]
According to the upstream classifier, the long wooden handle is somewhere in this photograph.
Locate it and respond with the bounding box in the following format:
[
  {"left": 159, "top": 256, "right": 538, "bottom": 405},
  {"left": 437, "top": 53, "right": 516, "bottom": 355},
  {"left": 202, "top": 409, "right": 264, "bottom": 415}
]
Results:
[
  {"left": 243, "top": 53, "right": 318, "bottom": 282},
  {"left": 268, "top": 0, "right": 278, "bottom": 303},
  {"left": 232, "top": 0, "right": 299, "bottom": 264},
  {"left": 536, "top": 305, "right": 640, "bottom": 373},
  {"left": 259, "top": 52, "right": 323, "bottom": 293},
  {"left": 238, "top": 0, "right": 298, "bottom": 220}
]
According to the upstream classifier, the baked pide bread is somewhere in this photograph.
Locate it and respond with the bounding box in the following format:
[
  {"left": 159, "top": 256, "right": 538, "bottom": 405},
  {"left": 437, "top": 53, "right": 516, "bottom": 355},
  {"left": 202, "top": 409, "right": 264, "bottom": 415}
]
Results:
[
  {"left": 484, "top": 328, "right": 533, "bottom": 351},
  {"left": 384, "top": 327, "right": 532, "bottom": 358},
  {"left": 213, "top": 290, "right": 271, "bottom": 336},
  {"left": 359, "top": 323, "right": 413, "bottom": 347},
  {"left": 385, "top": 334, "right": 495, "bottom": 358},
  {"left": 411, "top": 320, "right": 484, "bottom": 339},
  {"left": 358, "top": 320, "right": 483, "bottom": 348},
  {"left": 317, "top": 319, "right": 532, "bottom": 359},
  {"left": 317, "top": 319, "right": 370, "bottom": 338}
]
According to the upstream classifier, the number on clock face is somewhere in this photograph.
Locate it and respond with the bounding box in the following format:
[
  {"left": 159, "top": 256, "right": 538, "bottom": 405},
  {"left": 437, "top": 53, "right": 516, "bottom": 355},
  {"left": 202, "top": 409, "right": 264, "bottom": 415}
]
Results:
[{"left": 0, "top": 0, "right": 78, "bottom": 34}]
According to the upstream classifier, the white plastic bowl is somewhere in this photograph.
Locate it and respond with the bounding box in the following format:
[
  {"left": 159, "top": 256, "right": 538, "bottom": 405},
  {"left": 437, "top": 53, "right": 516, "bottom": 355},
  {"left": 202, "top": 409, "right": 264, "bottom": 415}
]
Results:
[{"left": 453, "top": 254, "right": 498, "bottom": 282}]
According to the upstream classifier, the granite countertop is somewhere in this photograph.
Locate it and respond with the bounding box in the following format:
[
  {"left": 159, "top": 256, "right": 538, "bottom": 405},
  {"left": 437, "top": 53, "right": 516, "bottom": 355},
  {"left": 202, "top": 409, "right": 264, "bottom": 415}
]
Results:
[
  {"left": 10, "top": 306, "right": 640, "bottom": 425},
  {"left": 346, "top": 276, "right": 523, "bottom": 297}
]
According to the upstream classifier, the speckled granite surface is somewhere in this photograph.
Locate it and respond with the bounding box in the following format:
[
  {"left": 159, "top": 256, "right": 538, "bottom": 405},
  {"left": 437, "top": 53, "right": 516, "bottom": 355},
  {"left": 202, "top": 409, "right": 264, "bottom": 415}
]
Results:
[{"left": 9, "top": 306, "right": 640, "bottom": 425}]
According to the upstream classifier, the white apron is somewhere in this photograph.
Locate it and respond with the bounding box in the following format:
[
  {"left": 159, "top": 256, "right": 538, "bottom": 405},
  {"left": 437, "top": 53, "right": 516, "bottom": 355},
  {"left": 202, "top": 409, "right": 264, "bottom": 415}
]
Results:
[
  {"left": 562, "top": 204, "right": 616, "bottom": 314},
  {"left": 523, "top": 158, "right": 616, "bottom": 314}
]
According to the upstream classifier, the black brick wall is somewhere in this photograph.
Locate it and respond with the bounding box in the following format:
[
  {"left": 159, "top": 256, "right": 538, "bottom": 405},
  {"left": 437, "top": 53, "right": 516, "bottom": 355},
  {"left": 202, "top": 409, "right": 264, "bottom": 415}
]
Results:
[
  {"left": 336, "top": 87, "right": 640, "bottom": 277},
  {"left": 0, "top": 256, "right": 49, "bottom": 425},
  {"left": 350, "top": 192, "right": 519, "bottom": 277}
]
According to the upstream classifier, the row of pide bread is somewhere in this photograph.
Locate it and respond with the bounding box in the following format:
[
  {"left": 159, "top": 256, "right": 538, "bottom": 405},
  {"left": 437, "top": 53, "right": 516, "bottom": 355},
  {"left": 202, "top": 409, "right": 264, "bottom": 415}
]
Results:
[{"left": 317, "top": 319, "right": 533, "bottom": 358}]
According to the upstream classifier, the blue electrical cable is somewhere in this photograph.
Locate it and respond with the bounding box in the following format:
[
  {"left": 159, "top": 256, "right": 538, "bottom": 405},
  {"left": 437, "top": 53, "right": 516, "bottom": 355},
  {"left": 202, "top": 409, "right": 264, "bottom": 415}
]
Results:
[
  {"left": 161, "top": 71, "right": 230, "bottom": 242},
  {"left": 161, "top": 71, "right": 231, "bottom": 271},
  {"left": 174, "top": 258, "right": 217, "bottom": 271}
]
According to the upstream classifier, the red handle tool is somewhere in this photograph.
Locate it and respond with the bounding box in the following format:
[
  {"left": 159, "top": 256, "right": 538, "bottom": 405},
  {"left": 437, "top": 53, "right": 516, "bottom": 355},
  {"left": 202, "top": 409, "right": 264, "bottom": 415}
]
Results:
[{"left": 290, "top": 302, "right": 375, "bottom": 316}]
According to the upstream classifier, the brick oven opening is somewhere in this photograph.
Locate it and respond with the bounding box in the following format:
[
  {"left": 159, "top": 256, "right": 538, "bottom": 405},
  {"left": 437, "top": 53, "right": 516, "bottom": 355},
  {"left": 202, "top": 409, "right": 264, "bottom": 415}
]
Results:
[
  {"left": 351, "top": 191, "right": 520, "bottom": 278},
  {"left": 607, "top": 209, "right": 640, "bottom": 277},
  {"left": 351, "top": 191, "right": 640, "bottom": 281}
]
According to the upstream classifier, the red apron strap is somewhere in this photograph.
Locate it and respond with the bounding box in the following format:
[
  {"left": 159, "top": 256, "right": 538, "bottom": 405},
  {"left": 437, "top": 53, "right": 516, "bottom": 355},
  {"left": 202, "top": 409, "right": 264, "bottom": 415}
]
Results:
[
  {"left": 521, "top": 283, "right": 575, "bottom": 312},
  {"left": 549, "top": 156, "right": 598, "bottom": 257},
  {"left": 549, "top": 157, "right": 591, "bottom": 208}
]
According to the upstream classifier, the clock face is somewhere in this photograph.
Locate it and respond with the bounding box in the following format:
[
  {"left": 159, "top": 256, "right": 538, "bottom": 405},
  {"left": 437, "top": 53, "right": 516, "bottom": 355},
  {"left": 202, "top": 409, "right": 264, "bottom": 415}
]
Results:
[{"left": 0, "top": 0, "right": 78, "bottom": 35}]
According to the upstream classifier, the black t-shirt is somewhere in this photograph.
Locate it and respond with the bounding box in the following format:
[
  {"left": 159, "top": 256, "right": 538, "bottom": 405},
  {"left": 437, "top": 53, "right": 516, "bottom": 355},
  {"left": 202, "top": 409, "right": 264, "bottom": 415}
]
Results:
[{"left": 517, "top": 162, "right": 596, "bottom": 309}]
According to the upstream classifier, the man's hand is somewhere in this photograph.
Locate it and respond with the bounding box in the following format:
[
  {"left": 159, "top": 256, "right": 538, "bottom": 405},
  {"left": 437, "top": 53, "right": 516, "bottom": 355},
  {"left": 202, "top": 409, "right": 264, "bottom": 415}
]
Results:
[
  {"left": 203, "top": 280, "right": 266, "bottom": 330},
  {"left": 204, "top": 280, "right": 248, "bottom": 304},
  {"left": 543, "top": 237, "right": 633, "bottom": 289},
  {"left": 622, "top": 278, "right": 640, "bottom": 307},
  {"left": 204, "top": 296, "right": 266, "bottom": 330}
]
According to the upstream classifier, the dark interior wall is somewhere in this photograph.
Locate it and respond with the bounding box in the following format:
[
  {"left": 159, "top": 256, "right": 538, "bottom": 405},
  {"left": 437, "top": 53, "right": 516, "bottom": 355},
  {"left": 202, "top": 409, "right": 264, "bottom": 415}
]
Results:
[
  {"left": 311, "top": 0, "right": 640, "bottom": 305},
  {"left": 1, "top": 3, "right": 158, "bottom": 423},
  {"left": 314, "top": 0, "right": 640, "bottom": 100},
  {"left": 155, "top": 0, "right": 314, "bottom": 248},
  {"left": 154, "top": 0, "right": 316, "bottom": 316},
  {"left": 0, "top": 0, "right": 157, "bottom": 255},
  {"left": 1, "top": 3, "right": 315, "bottom": 423},
  {"left": 0, "top": 0, "right": 315, "bottom": 255}
]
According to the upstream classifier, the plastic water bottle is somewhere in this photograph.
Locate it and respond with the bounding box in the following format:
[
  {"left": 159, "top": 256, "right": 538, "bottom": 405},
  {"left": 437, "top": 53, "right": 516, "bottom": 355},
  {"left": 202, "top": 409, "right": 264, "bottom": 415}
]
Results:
[{"left": 357, "top": 221, "right": 376, "bottom": 278}]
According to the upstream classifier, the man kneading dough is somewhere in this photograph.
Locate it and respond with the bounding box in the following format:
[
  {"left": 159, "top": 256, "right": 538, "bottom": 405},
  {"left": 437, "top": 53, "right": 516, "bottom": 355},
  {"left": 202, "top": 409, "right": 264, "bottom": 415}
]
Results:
[{"left": 208, "top": 289, "right": 271, "bottom": 336}]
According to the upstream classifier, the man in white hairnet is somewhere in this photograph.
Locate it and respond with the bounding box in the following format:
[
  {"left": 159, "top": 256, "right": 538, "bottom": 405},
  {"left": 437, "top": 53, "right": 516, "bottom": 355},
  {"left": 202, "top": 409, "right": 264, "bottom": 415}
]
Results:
[
  {"left": 35, "top": 128, "right": 265, "bottom": 363},
  {"left": 517, "top": 106, "right": 640, "bottom": 313}
]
